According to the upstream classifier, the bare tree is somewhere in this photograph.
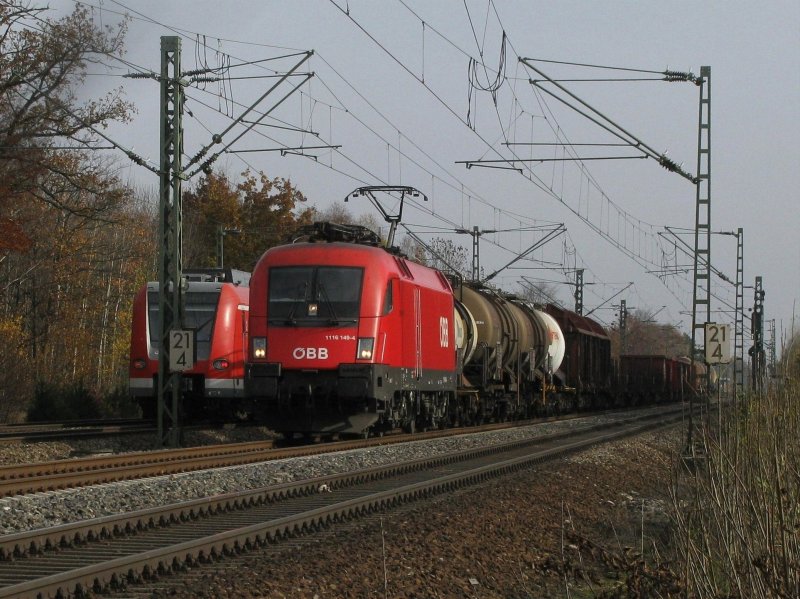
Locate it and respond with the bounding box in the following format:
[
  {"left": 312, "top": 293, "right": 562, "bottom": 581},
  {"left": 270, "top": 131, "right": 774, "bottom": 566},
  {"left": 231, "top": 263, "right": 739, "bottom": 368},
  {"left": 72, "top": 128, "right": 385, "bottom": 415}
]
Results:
[
  {"left": 0, "top": 2, "right": 132, "bottom": 223},
  {"left": 519, "top": 280, "right": 560, "bottom": 306},
  {"left": 423, "top": 237, "right": 469, "bottom": 277}
]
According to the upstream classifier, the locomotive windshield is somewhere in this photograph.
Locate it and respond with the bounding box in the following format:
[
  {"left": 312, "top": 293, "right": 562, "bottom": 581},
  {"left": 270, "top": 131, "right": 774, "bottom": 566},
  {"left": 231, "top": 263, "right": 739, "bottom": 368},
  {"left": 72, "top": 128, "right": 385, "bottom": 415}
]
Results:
[
  {"left": 147, "top": 290, "right": 219, "bottom": 359},
  {"left": 268, "top": 266, "right": 362, "bottom": 326}
]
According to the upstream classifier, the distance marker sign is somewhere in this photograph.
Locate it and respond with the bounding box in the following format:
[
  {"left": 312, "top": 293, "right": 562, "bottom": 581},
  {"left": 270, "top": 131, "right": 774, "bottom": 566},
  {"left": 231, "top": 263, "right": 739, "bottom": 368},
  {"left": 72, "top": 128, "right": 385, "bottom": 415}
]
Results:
[
  {"left": 169, "top": 329, "right": 195, "bottom": 372},
  {"left": 704, "top": 323, "right": 731, "bottom": 364}
]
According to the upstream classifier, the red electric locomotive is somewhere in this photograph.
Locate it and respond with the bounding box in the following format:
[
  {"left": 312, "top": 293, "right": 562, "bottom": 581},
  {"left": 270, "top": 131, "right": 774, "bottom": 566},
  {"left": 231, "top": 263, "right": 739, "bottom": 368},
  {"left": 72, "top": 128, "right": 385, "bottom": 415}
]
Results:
[
  {"left": 246, "top": 223, "right": 457, "bottom": 434},
  {"left": 129, "top": 268, "right": 250, "bottom": 420}
]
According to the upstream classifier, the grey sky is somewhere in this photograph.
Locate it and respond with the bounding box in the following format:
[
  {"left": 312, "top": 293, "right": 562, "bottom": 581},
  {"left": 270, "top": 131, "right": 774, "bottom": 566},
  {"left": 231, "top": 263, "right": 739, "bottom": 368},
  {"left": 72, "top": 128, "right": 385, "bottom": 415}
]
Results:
[{"left": 50, "top": 0, "right": 800, "bottom": 350}]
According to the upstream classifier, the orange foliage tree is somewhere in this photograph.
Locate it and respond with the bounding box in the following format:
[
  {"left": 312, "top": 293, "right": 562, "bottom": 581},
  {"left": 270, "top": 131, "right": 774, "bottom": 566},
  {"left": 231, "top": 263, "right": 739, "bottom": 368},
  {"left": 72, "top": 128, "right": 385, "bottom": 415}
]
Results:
[{"left": 183, "top": 170, "right": 313, "bottom": 271}]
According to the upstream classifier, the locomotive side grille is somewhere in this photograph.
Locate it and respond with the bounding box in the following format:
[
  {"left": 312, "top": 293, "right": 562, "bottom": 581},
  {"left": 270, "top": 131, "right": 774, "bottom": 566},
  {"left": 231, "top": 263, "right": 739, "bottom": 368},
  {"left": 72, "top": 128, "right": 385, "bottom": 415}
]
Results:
[{"left": 393, "top": 256, "right": 415, "bottom": 279}]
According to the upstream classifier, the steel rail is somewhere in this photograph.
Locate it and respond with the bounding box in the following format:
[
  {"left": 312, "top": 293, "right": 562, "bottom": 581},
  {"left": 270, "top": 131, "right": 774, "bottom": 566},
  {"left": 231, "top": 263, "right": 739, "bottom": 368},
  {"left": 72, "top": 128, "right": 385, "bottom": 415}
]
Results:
[
  {"left": 0, "top": 418, "right": 145, "bottom": 431},
  {"left": 0, "top": 410, "right": 605, "bottom": 497},
  {"left": 0, "top": 408, "right": 685, "bottom": 598},
  {"left": 0, "top": 423, "right": 156, "bottom": 445}
]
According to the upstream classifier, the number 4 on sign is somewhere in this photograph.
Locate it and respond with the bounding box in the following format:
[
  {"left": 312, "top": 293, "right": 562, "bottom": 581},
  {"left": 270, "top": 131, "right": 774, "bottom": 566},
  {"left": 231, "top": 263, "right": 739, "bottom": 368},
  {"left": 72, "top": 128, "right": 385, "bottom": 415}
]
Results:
[
  {"left": 169, "top": 329, "right": 195, "bottom": 372},
  {"left": 704, "top": 323, "right": 731, "bottom": 364}
]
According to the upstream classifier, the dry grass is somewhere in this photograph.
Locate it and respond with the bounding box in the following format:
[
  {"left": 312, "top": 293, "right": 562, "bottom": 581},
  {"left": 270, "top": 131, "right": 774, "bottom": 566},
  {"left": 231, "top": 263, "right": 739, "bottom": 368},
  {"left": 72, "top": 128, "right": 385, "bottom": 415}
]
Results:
[{"left": 671, "top": 380, "right": 800, "bottom": 598}]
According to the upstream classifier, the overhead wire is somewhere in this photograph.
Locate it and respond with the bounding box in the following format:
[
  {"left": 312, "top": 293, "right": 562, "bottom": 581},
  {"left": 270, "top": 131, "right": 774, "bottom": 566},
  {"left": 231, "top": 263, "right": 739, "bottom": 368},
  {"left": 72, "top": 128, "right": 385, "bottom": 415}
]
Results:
[
  {"left": 486, "top": 2, "right": 701, "bottom": 309},
  {"left": 72, "top": 0, "right": 541, "bottom": 235},
  {"left": 393, "top": 1, "right": 699, "bottom": 311},
  {"left": 67, "top": 0, "right": 568, "bottom": 274},
  {"left": 57, "top": 0, "right": 692, "bottom": 308}
]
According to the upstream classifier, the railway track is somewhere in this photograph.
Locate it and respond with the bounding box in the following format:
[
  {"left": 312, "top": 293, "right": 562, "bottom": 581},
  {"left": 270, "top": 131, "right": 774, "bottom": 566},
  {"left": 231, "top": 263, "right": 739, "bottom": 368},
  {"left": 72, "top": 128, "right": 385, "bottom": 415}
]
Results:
[
  {"left": 0, "top": 407, "right": 685, "bottom": 599},
  {"left": 0, "top": 410, "right": 630, "bottom": 498},
  {"left": 0, "top": 419, "right": 154, "bottom": 445}
]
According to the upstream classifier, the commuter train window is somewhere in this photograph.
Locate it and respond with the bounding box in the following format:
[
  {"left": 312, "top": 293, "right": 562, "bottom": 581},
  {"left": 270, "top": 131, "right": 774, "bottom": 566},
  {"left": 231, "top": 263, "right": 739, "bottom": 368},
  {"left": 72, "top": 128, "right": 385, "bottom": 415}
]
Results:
[
  {"left": 147, "top": 290, "right": 219, "bottom": 360},
  {"left": 183, "top": 292, "right": 220, "bottom": 360},
  {"left": 147, "top": 292, "right": 159, "bottom": 345},
  {"left": 268, "top": 266, "right": 362, "bottom": 326}
]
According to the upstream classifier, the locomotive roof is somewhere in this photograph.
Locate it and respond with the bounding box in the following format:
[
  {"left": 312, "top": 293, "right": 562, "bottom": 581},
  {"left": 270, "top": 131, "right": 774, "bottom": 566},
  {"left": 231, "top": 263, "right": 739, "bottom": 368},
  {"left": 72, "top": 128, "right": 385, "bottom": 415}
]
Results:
[
  {"left": 145, "top": 268, "right": 250, "bottom": 290},
  {"left": 183, "top": 268, "right": 250, "bottom": 286},
  {"left": 145, "top": 280, "right": 248, "bottom": 294},
  {"left": 261, "top": 241, "right": 453, "bottom": 292}
]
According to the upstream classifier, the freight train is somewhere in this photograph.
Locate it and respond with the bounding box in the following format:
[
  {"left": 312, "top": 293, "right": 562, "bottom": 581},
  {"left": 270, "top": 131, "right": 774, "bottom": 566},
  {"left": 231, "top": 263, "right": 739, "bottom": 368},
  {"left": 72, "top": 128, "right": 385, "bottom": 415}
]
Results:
[
  {"left": 244, "top": 222, "right": 612, "bottom": 435},
  {"left": 128, "top": 268, "right": 251, "bottom": 420}
]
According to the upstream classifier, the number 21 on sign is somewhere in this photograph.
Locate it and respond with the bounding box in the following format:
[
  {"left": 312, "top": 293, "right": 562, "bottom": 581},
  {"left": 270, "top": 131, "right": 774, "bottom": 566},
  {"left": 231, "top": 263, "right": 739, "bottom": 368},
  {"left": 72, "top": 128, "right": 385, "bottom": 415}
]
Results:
[
  {"left": 169, "top": 329, "right": 195, "bottom": 372},
  {"left": 704, "top": 323, "right": 731, "bottom": 364}
]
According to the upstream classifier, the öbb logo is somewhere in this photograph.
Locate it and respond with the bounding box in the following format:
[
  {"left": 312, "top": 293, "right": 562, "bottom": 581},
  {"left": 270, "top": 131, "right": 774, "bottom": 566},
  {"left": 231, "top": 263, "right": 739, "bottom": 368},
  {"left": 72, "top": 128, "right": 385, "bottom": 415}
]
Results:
[{"left": 292, "top": 347, "right": 329, "bottom": 360}]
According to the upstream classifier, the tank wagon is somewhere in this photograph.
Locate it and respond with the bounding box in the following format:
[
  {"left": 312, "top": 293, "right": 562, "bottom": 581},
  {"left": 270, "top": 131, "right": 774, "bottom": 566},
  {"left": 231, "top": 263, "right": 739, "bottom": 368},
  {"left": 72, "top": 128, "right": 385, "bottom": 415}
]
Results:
[
  {"left": 245, "top": 222, "right": 567, "bottom": 436},
  {"left": 129, "top": 268, "right": 250, "bottom": 420},
  {"left": 453, "top": 283, "right": 565, "bottom": 419}
]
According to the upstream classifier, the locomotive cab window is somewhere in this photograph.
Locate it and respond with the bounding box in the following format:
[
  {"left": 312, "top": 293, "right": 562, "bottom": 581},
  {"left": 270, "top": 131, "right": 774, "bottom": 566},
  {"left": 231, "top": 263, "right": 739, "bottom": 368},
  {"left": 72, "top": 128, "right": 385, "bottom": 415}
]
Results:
[
  {"left": 268, "top": 266, "right": 363, "bottom": 326},
  {"left": 382, "top": 279, "right": 394, "bottom": 315}
]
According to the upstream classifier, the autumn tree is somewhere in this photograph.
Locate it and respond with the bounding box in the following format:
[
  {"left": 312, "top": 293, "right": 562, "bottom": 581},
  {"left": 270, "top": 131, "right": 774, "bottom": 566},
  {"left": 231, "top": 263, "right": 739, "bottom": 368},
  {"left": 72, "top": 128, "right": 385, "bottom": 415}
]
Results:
[
  {"left": 183, "top": 171, "right": 242, "bottom": 267},
  {"left": 182, "top": 169, "right": 312, "bottom": 271},
  {"left": 1, "top": 2, "right": 131, "bottom": 232},
  {"left": 0, "top": 2, "right": 142, "bottom": 420},
  {"left": 238, "top": 171, "right": 312, "bottom": 268}
]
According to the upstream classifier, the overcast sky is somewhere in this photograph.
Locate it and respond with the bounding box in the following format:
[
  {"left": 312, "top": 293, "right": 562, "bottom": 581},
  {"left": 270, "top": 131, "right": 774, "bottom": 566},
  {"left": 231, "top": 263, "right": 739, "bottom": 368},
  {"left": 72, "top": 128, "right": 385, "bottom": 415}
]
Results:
[{"left": 49, "top": 0, "right": 800, "bottom": 351}]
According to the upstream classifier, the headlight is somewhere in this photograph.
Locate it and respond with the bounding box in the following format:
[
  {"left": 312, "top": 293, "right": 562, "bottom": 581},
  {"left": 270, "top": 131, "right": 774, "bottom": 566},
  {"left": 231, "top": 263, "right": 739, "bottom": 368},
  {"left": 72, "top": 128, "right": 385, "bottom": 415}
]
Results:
[
  {"left": 356, "top": 337, "right": 374, "bottom": 360},
  {"left": 133, "top": 359, "right": 147, "bottom": 370},
  {"left": 213, "top": 358, "right": 230, "bottom": 370},
  {"left": 252, "top": 337, "right": 267, "bottom": 360}
]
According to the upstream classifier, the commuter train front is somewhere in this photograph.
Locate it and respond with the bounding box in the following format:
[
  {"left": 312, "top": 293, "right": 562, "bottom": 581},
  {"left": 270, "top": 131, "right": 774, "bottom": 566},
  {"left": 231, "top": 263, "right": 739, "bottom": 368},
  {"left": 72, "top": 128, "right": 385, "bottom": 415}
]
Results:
[
  {"left": 129, "top": 269, "right": 250, "bottom": 420},
  {"left": 246, "top": 237, "right": 458, "bottom": 434}
]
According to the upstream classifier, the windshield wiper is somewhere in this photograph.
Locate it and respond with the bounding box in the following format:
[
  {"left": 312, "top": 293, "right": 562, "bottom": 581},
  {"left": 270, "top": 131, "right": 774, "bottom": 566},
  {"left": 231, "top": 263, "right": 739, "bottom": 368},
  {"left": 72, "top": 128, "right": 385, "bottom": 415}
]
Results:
[
  {"left": 317, "top": 281, "right": 341, "bottom": 325},
  {"left": 282, "top": 282, "right": 308, "bottom": 325},
  {"left": 194, "top": 315, "right": 214, "bottom": 333}
]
